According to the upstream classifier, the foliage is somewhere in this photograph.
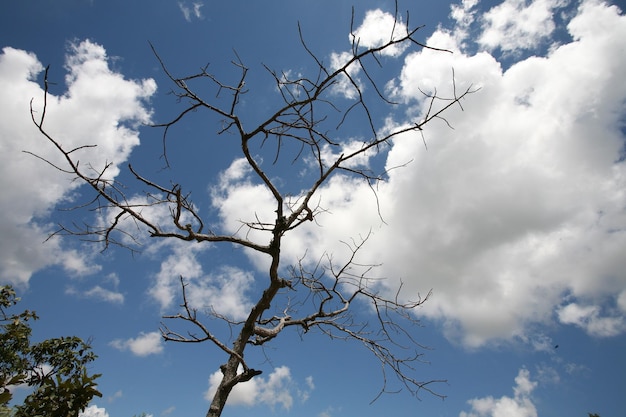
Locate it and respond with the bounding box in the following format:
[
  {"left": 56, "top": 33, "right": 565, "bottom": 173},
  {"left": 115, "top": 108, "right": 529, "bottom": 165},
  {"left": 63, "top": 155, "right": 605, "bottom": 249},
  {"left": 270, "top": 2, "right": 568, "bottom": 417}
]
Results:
[{"left": 0, "top": 285, "right": 101, "bottom": 417}]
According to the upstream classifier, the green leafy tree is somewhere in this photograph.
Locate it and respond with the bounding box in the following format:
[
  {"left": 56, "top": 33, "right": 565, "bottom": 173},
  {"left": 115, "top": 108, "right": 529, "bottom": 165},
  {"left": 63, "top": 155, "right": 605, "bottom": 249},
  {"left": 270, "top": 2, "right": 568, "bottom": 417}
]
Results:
[{"left": 0, "top": 285, "right": 101, "bottom": 417}]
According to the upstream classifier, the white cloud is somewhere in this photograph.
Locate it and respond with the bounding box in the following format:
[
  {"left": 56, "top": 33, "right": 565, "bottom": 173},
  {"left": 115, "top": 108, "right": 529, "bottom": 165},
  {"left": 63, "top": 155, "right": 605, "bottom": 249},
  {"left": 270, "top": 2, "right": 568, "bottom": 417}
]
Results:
[
  {"left": 147, "top": 243, "right": 205, "bottom": 310},
  {"left": 79, "top": 405, "right": 110, "bottom": 417},
  {"left": 329, "top": 50, "right": 362, "bottom": 99},
  {"left": 84, "top": 191, "right": 256, "bottom": 318},
  {"left": 110, "top": 331, "right": 164, "bottom": 356},
  {"left": 327, "top": 8, "right": 410, "bottom": 99},
  {"left": 557, "top": 302, "right": 626, "bottom": 337},
  {"left": 460, "top": 368, "right": 538, "bottom": 417},
  {"left": 215, "top": 0, "right": 626, "bottom": 348},
  {"left": 319, "top": 139, "right": 377, "bottom": 170},
  {"left": 0, "top": 40, "right": 155, "bottom": 287},
  {"left": 80, "top": 405, "right": 154, "bottom": 417},
  {"left": 352, "top": 9, "right": 410, "bottom": 57},
  {"left": 66, "top": 273, "right": 124, "bottom": 304},
  {"left": 180, "top": 265, "right": 255, "bottom": 320},
  {"left": 206, "top": 366, "right": 312, "bottom": 410},
  {"left": 534, "top": 364, "right": 560, "bottom": 385},
  {"left": 67, "top": 284, "right": 124, "bottom": 304},
  {"left": 178, "top": 1, "right": 204, "bottom": 22},
  {"left": 209, "top": 157, "right": 277, "bottom": 265},
  {"left": 478, "top": 0, "right": 568, "bottom": 52},
  {"left": 84, "top": 285, "right": 124, "bottom": 303},
  {"left": 379, "top": 0, "right": 626, "bottom": 347},
  {"left": 299, "top": 376, "right": 315, "bottom": 402},
  {"left": 450, "top": 0, "right": 480, "bottom": 46},
  {"left": 147, "top": 239, "right": 255, "bottom": 320}
]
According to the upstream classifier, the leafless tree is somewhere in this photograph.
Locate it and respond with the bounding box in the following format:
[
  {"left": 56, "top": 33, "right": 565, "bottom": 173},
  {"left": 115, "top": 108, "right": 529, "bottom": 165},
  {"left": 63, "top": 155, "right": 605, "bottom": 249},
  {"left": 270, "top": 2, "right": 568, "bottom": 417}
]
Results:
[{"left": 30, "top": 5, "right": 475, "bottom": 417}]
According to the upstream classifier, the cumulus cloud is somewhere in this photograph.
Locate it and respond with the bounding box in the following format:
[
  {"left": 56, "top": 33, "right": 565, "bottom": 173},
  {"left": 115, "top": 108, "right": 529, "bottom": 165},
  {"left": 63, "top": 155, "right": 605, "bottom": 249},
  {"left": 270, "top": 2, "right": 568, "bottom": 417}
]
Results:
[
  {"left": 214, "top": 0, "right": 626, "bottom": 348},
  {"left": 352, "top": 9, "right": 410, "bottom": 57},
  {"left": 478, "top": 0, "right": 568, "bottom": 52},
  {"left": 0, "top": 40, "right": 155, "bottom": 287},
  {"left": 147, "top": 243, "right": 205, "bottom": 310},
  {"left": 71, "top": 189, "right": 253, "bottom": 318},
  {"left": 79, "top": 405, "right": 110, "bottom": 417},
  {"left": 377, "top": 0, "right": 626, "bottom": 346},
  {"left": 79, "top": 406, "right": 153, "bottom": 417},
  {"left": 206, "top": 366, "right": 312, "bottom": 410},
  {"left": 328, "top": 8, "right": 410, "bottom": 98},
  {"left": 147, "top": 240, "right": 255, "bottom": 319},
  {"left": 557, "top": 302, "right": 626, "bottom": 336},
  {"left": 328, "top": 51, "right": 363, "bottom": 99},
  {"left": 450, "top": 0, "right": 480, "bottom": 46},
  {"left": 110, "top": 331, "right": 164, "bottom": 356},
  {"left": 211, "top": 157, "right": 276, "bottom": 241},
  {"left": 460, "top": 368, "right": 538, "bottom": 417}
]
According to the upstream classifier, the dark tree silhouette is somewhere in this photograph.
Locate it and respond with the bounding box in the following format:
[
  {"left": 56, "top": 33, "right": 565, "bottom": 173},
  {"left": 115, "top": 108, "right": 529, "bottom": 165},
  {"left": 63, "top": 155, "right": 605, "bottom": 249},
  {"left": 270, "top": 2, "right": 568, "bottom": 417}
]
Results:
[
  {"left": 0, "top": 286, "right": 101, "bottom": 417},
  {"left": 30, "top": 4, "right": 476, "bottom": 417}
]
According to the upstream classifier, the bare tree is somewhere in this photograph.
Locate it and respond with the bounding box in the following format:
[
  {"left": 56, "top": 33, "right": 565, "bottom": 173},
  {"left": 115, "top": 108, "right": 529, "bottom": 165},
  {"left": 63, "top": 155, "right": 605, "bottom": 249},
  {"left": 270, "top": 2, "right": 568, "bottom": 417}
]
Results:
[{"left": 30, "top": 5, "right": 475, "bottom": 417}]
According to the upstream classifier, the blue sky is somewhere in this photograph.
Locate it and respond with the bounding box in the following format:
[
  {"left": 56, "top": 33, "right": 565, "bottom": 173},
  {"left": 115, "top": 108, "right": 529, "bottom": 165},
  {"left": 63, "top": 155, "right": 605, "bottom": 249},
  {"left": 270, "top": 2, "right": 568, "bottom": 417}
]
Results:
[{"left": 1, "top": 1, "right": 625, "bottom": 416}]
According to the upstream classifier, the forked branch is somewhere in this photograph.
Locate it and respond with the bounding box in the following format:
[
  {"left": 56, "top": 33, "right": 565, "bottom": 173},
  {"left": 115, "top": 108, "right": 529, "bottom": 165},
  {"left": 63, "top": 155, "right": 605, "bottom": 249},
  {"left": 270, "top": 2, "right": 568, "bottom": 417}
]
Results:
[{"left": 30, "top": 3, "right": 476, "bottom": 416}]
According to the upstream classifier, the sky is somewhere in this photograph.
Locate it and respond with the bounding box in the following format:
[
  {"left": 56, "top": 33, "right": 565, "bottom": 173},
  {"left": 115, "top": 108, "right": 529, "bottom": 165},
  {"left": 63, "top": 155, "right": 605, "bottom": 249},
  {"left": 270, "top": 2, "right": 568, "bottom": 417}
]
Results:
[{"left": 0, "top": 0, "right": 625, "bottom": 416}]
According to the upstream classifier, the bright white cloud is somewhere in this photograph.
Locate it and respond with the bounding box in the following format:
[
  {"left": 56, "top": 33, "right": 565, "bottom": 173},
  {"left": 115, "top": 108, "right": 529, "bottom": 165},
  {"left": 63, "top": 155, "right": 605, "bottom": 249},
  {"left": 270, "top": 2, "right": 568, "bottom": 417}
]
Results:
[
  {"left": 478, "top": 0, "right": 568, "bottom": 52},
  {"left": 329, "top": 50, "right": 362, "bottom": 99},
  {"left": 557, "top": 302, "right": 626, "bottom": 337},
  {"left": 79, "top": 405, "right": 151, "bottom": 417},
  {"left": 0, "top": 40, "right": 155, "bottom": 287},
  {"left": 352, "top": 9, "right": 410, "bottom": 57},
  {"left": 450, "top": 0, "right": 480, "bottom": 46},
  {"left": 209, "top": 157, "right": 276, "bottom": 266},
  {"left": 110, "top": 331, "right": 164, "bottom": 356},
  {"left": 374, "top": 0, "right": 626, "bottom": 346},
  {"left": 319, "top": 139, "right": 377, "bottom": 170},
  {"left": 148, "top": 240, "right": 255, "bottom": 320},
  {"left": 148, "top": 243, "right": 205, "bottom": 310},
  {"left": 460, "top": 368, "right": 538, "bottom": 417},
  {"left": 184, "top": 265, "right": 255, "bottom": 320},
  {"left": 328, "top": 8, "right": 410, "bottom": 99},
  {"left": 88, "top": 191, "right": 255, "bottom": 318},
  {"left": 79, "top": 405, "right": 110, "bottom": 417},
  {"left": 206, "top": 366, "right": 312, "bottom": 410},
  {"left": 215, "top": 0, "right": 626, "bottom": 348}
]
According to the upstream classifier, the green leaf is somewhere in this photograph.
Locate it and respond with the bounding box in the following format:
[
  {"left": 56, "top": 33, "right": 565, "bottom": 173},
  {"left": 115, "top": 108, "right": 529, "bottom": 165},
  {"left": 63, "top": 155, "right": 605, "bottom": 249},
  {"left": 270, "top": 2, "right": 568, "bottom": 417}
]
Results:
[
  {"left": 1, "top": 285, "right": 101, "bottom": 417},
  {"left": 0, "top": 391, "right": 12, "bottom": 406}
]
